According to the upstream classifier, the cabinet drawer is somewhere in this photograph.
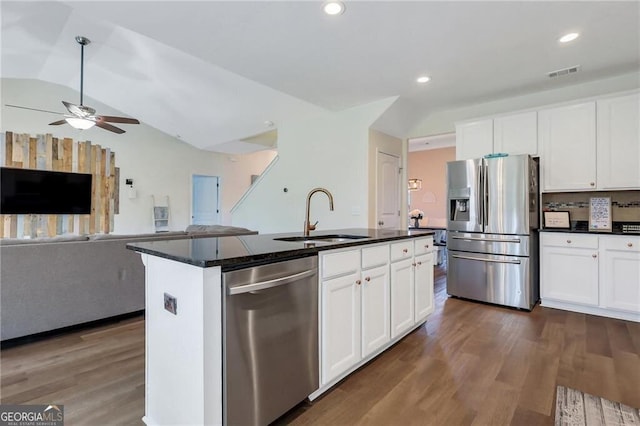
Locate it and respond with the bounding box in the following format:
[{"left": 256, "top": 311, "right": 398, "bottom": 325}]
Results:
[
  {"left": 390, "top": 241, "right": 414, "bottom": 262},
  {"left": 601, "top": 235, "right": 640, "bottom": 251},
  {"left": 414, "top": 237, "right": 434, "bottom": 255},
  {"left": 321, "top": 249, "right": 360, "bottom": 279},
  {"left": 362, "top": 244, "right": 389, "bottom": 269},
  {"left": 542, "top": 233, "right": 598, "bottom": 249}
]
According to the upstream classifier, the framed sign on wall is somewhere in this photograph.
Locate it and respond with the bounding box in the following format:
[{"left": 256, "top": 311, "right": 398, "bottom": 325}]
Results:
[{"left": 543, "top": 211, "right": 571, "bottom": 229}]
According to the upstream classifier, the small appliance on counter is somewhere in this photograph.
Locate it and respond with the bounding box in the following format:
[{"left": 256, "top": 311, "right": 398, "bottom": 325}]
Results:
[{"left": 446, "top": 154, "right": 539, "bottom": 310}]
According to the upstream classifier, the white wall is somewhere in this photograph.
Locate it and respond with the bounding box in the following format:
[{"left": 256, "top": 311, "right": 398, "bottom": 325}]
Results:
[
  {"left": 409, "top": 71, "right": 640, "bottom": 137},
  {"left": 1, "top": 78, "right": 231, "bottom": 234},
  {"left": 232, "top": 98, "right": 396, "bottom": 234}
]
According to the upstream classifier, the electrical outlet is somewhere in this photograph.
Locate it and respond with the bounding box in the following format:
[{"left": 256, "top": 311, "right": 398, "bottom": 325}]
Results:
[{"left": 164, "top": 293, "right": 177, "bottom": 315}]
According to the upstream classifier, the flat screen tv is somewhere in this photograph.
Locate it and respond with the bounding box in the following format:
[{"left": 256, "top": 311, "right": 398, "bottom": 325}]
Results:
[{"left": 1, "top": 167, "right": 92, "bottom": 214}]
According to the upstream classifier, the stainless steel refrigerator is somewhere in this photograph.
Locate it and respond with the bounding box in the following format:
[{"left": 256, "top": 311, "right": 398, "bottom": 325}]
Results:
[{"left": 446, "top": 154, "right": 539, "bottom": 310}]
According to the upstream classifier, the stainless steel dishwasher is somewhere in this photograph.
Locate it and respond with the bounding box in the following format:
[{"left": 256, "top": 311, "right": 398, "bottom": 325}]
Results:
[{"left": 222, "top": 256, "right": 318, "bottom": 426}]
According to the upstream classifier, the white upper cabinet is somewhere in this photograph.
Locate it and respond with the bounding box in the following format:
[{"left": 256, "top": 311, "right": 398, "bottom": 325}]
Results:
[
  {"left": 597, "top": 93, "right": 640, "bottom": 189},
  {"left": 539, "top": 101, "right": 597, "bottom": 191},
  {"left": 455, "top": 119, "right": 493, "bottom": 160},
  {"left": 493, "top": 111, "right": 538, "bottom": 156},
  {"left": 456, "top": 112, "right": 538, "bottom": 160}
]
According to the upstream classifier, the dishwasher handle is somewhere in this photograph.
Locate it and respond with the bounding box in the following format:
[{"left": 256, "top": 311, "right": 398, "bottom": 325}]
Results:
[{"left": 227, "top": 268, "right": 316, "bottom": 295}]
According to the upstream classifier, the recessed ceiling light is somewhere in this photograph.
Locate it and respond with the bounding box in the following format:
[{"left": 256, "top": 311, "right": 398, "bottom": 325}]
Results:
[
  {"left": 323, "top": 1, "right": 345, "bottom": 16},
  {"left": 417, "top": 76, "right": 431, "bottom": 84},
  {"left": 559, "top": 32, "right": 579, "bottom": 43}
]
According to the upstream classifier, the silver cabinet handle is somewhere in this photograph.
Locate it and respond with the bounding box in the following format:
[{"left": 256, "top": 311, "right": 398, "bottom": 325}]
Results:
[
  {"left": 451, "top": 254, "right": 521, "bottom": 265},
  {"left": 228, "top": 269, "right": 316, "bottom": 295},
  {"left": 451, "top": 236, "right": 521, "bottom": 243}
]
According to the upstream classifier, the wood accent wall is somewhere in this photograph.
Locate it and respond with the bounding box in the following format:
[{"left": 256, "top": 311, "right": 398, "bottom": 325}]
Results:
[{"left": 0, "top": 132, "right": 119, "bottom": 238}]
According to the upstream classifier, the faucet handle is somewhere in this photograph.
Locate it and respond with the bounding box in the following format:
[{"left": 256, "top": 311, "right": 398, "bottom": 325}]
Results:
[{"left": 308, "top": 221, "right": 318, "bottom": 231}]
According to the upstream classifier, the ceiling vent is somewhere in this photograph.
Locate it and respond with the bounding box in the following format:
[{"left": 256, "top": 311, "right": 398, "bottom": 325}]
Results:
[{"left": 548, "top": 65, "right": 581, "bottom": 78}]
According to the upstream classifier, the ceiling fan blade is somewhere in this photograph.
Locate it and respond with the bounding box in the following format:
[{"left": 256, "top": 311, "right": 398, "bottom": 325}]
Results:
[
  {"left": 97, "top": 115, "right": 140, "bottom": 124},
  {"left": 49, "top": 119, "right": 67, "bottom": 125},
  {"left": 6, "top": 104, "right": 64, "bottom": 115},
  {"left": 95, "top": 121, "right": 125, "bottom": 134}
]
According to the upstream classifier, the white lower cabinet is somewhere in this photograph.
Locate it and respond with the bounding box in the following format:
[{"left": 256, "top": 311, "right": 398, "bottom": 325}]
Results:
[
  {"left": 320, "top": 245, "right": 389, "bottom": 384},
  {"left": 414, "top": 237, "right": 435, "bottom": 322},
  {"left": 540, "top": 233, "right": 599, "bottom": 306},
  {"left": 540, "top": 233, "right": 640, "bottom": 321},
  {"left": 600, "top": 236, "right": 640, "bottom": 314},
  {"left": 319, "top": 237, "right": 435, "bottom": 388}
]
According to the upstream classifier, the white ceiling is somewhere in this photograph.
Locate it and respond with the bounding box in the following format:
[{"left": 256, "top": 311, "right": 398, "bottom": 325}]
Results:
[{"left": 2, "top": 1, "right": 639, "bottom": 152}]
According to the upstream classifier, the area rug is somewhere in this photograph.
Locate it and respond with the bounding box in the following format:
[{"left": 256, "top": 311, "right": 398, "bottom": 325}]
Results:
[{"left": 555, "top": 385, "right": 640, "bottom": 425}]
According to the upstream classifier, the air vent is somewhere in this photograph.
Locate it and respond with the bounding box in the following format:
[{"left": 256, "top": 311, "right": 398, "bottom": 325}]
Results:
[{"left": 548, "top": 65, "right": 581, "bottom": 78}]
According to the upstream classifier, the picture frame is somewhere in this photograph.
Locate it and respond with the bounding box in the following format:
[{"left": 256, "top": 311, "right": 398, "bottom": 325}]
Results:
[
  {"left": 589, "top": 197, "right": 612, "bottom": 232},
  {"left": 543, "top": 211, "right": 571, "bottom": 229}
]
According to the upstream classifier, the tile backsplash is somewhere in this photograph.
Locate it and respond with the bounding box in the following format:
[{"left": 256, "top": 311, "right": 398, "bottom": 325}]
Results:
[{"left": 542, "top": 190, "right": 640, "bottom": 222}]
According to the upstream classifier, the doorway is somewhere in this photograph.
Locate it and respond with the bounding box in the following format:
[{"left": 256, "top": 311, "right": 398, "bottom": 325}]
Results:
[
  {"left": 192, "top": 175, "right": 220, "bottom": 225},
  {"left": 376, "top": 151, "right": 400, "bottom": 229}
]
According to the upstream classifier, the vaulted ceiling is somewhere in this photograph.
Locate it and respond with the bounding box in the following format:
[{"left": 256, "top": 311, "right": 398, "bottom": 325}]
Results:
[{"left": 2, "top": 1, "right": 639, "bottom": 152}]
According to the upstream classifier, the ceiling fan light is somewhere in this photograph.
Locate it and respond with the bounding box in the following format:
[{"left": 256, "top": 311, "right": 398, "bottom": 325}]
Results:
[{"left": 66, "top": 117, "right": 95, "bottom": 130}]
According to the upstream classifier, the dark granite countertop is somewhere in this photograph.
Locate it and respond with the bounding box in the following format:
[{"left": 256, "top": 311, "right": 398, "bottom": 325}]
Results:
[{"left": 127, "top": 228, "right": 434, "bottom": 271}]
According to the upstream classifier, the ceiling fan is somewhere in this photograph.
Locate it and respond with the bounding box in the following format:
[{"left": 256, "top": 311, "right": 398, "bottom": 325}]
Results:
[{"left": 6, "top": 36, "right": 140, "bottom": 134}]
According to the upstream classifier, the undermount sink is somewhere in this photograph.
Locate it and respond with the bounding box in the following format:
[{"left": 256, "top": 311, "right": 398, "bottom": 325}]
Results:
[{"left": 274, "top": 234, "right": 370, "bottom": 244}]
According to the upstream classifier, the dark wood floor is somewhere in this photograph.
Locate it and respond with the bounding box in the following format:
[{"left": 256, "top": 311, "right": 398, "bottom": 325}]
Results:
[{"left": 2, "top": 265, "right": 639, "bottom": 425}]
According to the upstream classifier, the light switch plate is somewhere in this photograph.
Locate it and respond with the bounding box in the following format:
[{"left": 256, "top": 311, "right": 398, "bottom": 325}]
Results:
[{"left": 164, "top": 292, "right": 177, "bottom": 315}]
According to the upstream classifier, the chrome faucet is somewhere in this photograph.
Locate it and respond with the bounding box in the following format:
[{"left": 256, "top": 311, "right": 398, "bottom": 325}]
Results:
[{"left": 304, "top": 188, "right": 334, "bottom": 236}]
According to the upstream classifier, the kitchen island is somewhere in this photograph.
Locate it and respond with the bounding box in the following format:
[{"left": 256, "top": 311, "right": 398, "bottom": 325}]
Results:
[{"left": 128, "top": 228, "right": 434, "bottom": 426}]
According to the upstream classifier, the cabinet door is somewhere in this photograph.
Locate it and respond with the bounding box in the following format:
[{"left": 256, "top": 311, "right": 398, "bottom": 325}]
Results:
[
  {"left": 455, "top": 119, "right": 493, "bottom": 160},
  {"left": 541, "top": 245, "right": 599, "bottom": 306},
  {"left": 361, "top": 264, "right": 390, "bottom": 357},
  {"left": 321, "top": 271, "right": 361, "bottom": 384},
  {"left": 493, "top": 111, "right": 537, "bottom": 156},
  {"left": 539, "top": 102, "right": 596, "bottom": 191},
  {"left": 390, "top": 258, "right": 415, "bottom": 338},
  {"left": 600, "top": 237, "right": 640, "bottom": 313},
  {"left": 597, "top": 93, "right": 640, "bottom": 189},
  {"left": 414, "top": 253, "right": 434, "bottom": 322}
]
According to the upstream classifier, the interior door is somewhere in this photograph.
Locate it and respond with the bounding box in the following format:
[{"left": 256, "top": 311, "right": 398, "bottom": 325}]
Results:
[
  {"left": 191, "top": 175, "right": 219, "bottom": 225},
  {"left": 376, "top": 152, "right": 400, "bottom": 229}
]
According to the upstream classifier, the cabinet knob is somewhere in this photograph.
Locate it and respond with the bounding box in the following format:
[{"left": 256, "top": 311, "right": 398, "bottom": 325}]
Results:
[
  {"left": 425, "top": 244, "right": 429, "bottom": 248},
  {"left": 356, "top": 279, "right": 362, "bottom": 285},
  {"left": 628, "top": 243, "right": 633, "bottom": 247},
  {"left": 566, "top": 239, "right": 572, "bottom": 244},
  {"left": 592, "top": 254, "right": 597, "bottom": 258},
  {"left": 417, "top": 261, "right": 422, "bottom": 266},
  {"left": 403, "top": 248, "right": 408, "bottom": 254},
  {"left": 590, "top": 182, "right": 595, "bottom": 187},
  {"left": 365, "top": 276, "right": 371, "bottom": 282}
]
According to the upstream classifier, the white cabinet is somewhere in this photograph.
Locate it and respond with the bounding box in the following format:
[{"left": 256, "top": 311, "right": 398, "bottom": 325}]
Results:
[
  {"left": 597, "top": 93, "right": 640, "bottom": 189},
  {"left": 389, "top": 240, "right": 415, "bottom": 338},
  {"left": 320, "top": 245, "right": 390, "bottom": 384},
  {"left": 493, "top": 111, "right": 538, "bottom": 156},
  {"left": 539, "top": 101, "right": 597, "bottom": 191},
  {"left": 540, "top": 233, "right": 599, "bottom": 306},
  {"left": 541, "top": 233, "right": 640, "bottom": 322},
  {"left": 456, "top": 112, "right": 538, "bottom": 160},
  {"left": 600, "top": 236, "right": 640, "bottom": 314},
  {"left": 321, "top": 265, "right": 361, "bottom": 384},
  {"left": 414, "top": 237, "right": 435, "bottom": 322},
  {"left": 455, "top": 119, "right": 493, "bottom": 160}
]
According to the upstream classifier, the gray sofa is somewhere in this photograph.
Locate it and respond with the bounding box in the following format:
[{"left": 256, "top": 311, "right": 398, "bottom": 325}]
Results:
[{"left": 1, "top": 226, "right": 257, "bottom": 341}]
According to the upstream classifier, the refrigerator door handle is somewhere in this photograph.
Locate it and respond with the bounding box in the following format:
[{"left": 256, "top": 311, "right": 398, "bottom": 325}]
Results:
[
  {"left": 451, "top": 254, "right": 522, "bottom": 265},
  {"left": 451, "top": 236, "right": 521, "bottom": 243},
  {"left": 476, "top": 163, "right": 483, "bottom": 226},
  {"left": 483, "top": 162, "right": 488, "bottom": 230}
]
